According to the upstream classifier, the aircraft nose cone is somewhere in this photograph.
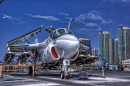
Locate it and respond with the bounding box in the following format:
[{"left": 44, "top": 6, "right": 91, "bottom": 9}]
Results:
[
  {"left": 56, "top": 34, "right": 79, "bottom": 41},
  {"left": 56, "top": 34, "right": 80, "bottom": 45},
  {"left": 56, "top": 34, "right": 80, "bottom": 58}
]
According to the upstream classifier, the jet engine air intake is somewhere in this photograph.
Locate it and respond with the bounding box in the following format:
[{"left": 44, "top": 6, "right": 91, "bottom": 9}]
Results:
[
  {"left": 70, "top": 51, "right": 79, "bottom": 61},
  {"left": 51, "top": 47, "right": 58, "bottom": 59}
]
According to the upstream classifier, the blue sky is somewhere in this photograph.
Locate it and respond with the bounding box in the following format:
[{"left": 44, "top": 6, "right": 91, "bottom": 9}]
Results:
[{"left": 0, "top": 0, "right": 130, "bottom": 60}]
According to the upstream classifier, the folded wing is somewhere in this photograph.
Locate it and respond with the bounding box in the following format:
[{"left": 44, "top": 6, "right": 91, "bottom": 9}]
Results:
[{"left": 9, "top": 43, "right": 46, "bottom": 52}]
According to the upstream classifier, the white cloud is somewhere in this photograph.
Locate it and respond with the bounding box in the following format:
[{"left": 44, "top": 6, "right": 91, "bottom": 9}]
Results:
[
  {"left": 2, "top": 15, "right": 22, "bottom": 21},
  {"left": 102, "top": 0, "right": 130, "bottom": 3},
  {"left": 75, "top": 10, "right": 111, "bottom": 34},
  {"left": 26, "top": 14, "right": 60, "bottom": 21},
  {"left": 87, "top": 10, "right": 103, "bottom": 21},
  {"left": 75, "top": 14, "right": 86, "bottom": 23},
  {"left": 59, "top": 13, "right": 69, "bottom": 16},
  {"left": 85, "top": 22, "right": 99, "bottom": 28},
  {"left": 115, "top": 0, "right": 130, "bottom": 2},
  {"left": 102, "top": 20, "right": 112, "bottom": 24},
  {"left": 75, "top": 10, "right": 109, "bottom": 24},
  {"left": 80, "top": 27, "right": 101, "bottom": 32},
  {"left": 77, "top": 27, "right": 101, "bottom": 37},
  {"left": 2, "top": 15, "right": 13, "bottom": 20},
  {"left": 2, "top": 14, "right": 28, "bottom": 25},
  {"left": 122, "top": 0, "right": 130, "bottom": 2}
]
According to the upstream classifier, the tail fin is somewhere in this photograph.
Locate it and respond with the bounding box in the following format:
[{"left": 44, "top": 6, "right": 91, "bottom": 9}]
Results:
[{"left": 34, "top": 37, "right": 38, "bottom": 44}]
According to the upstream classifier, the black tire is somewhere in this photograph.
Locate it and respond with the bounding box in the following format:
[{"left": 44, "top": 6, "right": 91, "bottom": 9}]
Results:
[
  {"left": 66, "top": 73, "right": 70, "bottom": 79},
  {"left": 61, "top": 72, "right": 64, "bottom": 79},
  {"left": 28, "top": 66, "right": 33, "bottom": 76},
  {"left": 66, "top": 75, "right": 69, "bottom": 79}
]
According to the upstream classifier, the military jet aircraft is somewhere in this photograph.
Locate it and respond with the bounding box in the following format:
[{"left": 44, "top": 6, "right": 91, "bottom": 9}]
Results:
[{"left": 4, "top": 19, "right": 80, "bottom": 79}]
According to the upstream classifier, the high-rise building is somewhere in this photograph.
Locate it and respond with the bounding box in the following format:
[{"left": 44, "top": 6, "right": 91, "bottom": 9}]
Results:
[
  {"left": 114, "top": 39, "right": 118, "bottom": 64},
  {"left": 118, "top": 26, "right": 130, "bottom": 62},
  {"left": 99, "top": 31, "right": 110, "bottom": 63},
  {"left": 92, "top": 48, "right": 98, "bottom": 56},
  {"left": 109, "top": 38, "right": 115, "bottom": 64}
]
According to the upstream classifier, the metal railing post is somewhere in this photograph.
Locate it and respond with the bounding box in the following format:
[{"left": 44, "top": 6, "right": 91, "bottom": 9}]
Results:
[{"left": 101, "top": 66, "right": 106, "bottom": 78}]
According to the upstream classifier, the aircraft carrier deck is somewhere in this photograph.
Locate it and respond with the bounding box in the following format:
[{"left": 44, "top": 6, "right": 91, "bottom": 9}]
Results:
[{"left": 1, "top": 70, "right": 130, "bottom": 86}]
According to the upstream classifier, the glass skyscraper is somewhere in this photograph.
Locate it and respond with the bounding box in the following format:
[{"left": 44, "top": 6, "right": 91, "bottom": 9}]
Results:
[
  {"left": 118, "top": 26, "right": 130, "bottom": 62},
  {"left": 109, "top": 38, "right": 115, "bottom": 64},
  {"left": 92, "top": 48, "right": 98, "bottom": 56},
  {"left": 114, "top": 39, "right": 118, "bottom": 64},
  {"left": 99, "top": 31, "right": 110, "bottom": 63}
]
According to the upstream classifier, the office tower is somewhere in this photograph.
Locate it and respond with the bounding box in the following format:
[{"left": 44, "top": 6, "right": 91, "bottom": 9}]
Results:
[
  {"left": 118, "top": 26, "right": 130, "bottom": 62},
  {"left": 114, "top": 39, "right": 118, "bottom": 64},
  {"left": 99, "top": 31, "right": 110, "bottom": 63},
  {"left": 109, "top": 38, "right": 115, "bottom": 64},
  {"left": 92, "top": 48, "right": 98, "bottom": 56}
]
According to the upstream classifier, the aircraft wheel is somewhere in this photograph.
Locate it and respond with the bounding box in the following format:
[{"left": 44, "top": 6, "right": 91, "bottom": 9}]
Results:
[
  {"left": 65, "top": 73, "right": 70, "bottom": 79},
  {"left": 66, "top": 75, "right": 69, "bottom": 79},
  {"left": 61, "top": 71, "right": 64, "bottom": 79}
]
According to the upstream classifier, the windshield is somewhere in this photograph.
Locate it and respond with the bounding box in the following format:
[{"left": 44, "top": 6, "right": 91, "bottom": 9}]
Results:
[
  {"left": 50, "top": 28, "right": 73, "bottom": 39},
  {"left": 57, "top": 29, "right": 67, "bottom": 35}
]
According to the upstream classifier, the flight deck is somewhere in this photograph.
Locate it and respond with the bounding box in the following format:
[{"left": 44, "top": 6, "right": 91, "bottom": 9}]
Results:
[{"left": 1, "top": 70, "right": 130, "bottom": 86}]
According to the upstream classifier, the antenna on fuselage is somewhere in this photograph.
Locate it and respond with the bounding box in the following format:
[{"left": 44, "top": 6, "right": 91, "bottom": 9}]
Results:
[
  {"left": 68, "top": 18, "right": 74, "bottom": 31},
  {"left": 34, "top": 36, "right": 38, "bottom": 44}
]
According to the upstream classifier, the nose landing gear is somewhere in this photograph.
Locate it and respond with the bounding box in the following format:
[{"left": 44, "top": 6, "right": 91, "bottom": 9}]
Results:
[
  {"left": 60, "top": 59, "right": 70, "bottom": 79},
  {"left": 61, "top": 71, "right": 70, "bottom": 79}
]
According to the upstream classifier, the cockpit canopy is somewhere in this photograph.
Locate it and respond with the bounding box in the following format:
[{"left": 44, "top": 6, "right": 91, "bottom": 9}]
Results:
[{"left": 50, "top": 28, "right": 73, "bottom": 39}]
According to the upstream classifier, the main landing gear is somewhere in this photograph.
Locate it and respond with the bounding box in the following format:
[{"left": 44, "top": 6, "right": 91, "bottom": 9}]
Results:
[{"left": 60, "top": 59, "right": 70, "bottom": 79}]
